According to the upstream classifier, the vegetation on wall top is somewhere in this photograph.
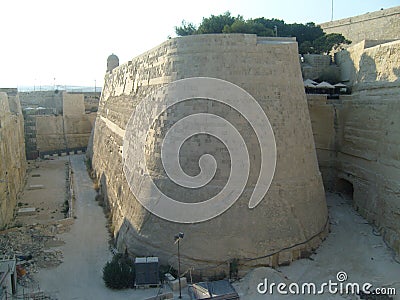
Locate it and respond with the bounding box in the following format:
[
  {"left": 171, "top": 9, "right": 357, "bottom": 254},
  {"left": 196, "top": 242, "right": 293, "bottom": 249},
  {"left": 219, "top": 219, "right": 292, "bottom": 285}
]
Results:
[{"left": 175, "top": 12, "right": 351, "bottom": 54}]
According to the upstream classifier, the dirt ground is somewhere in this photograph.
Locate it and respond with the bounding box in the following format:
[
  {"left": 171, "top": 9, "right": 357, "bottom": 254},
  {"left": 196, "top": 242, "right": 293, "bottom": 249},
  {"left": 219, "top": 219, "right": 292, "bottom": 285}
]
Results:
[
  {"left": 15, "top": 158, "right": 70, "bottom": 225},
  {"left": 34, "top": 155, "right": 190, "bottom": 300},
  {"left": 0, "top": 157, "right": 74, "bottom": 294},
  {"left": 5, "top": 155, "right": 398, "bottom": 299}
]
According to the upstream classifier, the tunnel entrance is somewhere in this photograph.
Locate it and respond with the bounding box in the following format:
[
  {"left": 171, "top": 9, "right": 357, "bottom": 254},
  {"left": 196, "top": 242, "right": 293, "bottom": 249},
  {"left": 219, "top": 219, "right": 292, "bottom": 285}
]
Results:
[{"left": 336, "top": 178, "right": 354, "bottom": 202}]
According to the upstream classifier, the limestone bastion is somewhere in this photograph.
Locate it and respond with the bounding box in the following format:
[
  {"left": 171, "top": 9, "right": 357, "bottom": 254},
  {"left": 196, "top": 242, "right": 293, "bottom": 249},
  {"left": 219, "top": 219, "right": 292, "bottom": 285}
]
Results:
[{"left": 91, "top": 34, "right": 328, "bottom": 274}]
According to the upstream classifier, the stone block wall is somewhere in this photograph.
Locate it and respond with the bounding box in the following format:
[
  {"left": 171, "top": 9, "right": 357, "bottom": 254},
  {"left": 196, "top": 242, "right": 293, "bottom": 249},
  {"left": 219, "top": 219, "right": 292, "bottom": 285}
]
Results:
[
  {"left": 34, "top": 114, "right": 93, "bottom": 153},
  {"left": 335, "top": 39, "right": 400, "bottom": 90},
  {"left": 19, "top": 91, "right": 63, "bottom": 114},
  {"left": 63, "top": 115, "right": 93, "bottom": 150},
  {"left": 22, "top": 92, "right": 96, "bottom": 157},
  {"left": 308, "top": 39, "right": 400, "bottom": 255},
  {"left": 63, "top": 93, "right": 85, "bottom": 116},
  {"left": 35, "top": 115, "right": 65, "bottom": 152},
  {"left": 320, "top": 6, "right": 400, "bottom": 44},
  {"left": 91, "top": 34, "right": 328, "bottom": 273},
  {"left": 307, "top": 94, "right": 337, "bottom": 188},
  {"left": 301, "top": 54, "right": 332, "bottom": 80},
  {"left": 0, "top": 93, "right": 27, "bottom": 228},
  {"left": 79, "top": 92, "right": 100, "bottom": 112}
]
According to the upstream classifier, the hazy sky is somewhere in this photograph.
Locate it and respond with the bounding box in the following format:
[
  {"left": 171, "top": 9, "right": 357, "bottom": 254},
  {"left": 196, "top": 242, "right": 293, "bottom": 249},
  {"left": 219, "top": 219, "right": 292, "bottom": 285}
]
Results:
[{"left": 1, "top": 0, "right": 399, "bottom": 88}]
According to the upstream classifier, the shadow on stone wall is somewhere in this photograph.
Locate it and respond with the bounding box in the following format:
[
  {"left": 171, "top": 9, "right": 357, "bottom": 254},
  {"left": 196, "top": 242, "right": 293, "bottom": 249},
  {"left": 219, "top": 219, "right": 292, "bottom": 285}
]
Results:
[
  {"left": 357, "top": 53, "right": 377, "bottom": 84},
  {"left": 336, "top": 40, "right": 400, "bottom": 90}
]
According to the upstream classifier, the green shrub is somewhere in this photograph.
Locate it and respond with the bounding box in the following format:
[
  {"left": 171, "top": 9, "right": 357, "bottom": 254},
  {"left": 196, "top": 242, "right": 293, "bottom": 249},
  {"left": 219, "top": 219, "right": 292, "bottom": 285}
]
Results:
[{"left": 103, "top": 254, "right": 135, "bottom": 289}]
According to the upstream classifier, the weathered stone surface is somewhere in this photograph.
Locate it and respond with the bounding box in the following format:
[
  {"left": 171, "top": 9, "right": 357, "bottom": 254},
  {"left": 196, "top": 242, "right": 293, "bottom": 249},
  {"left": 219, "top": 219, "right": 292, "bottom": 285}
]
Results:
[
  {"left": 91, "top": 34, "right": 328, "bottom": 274},
  {"left": 29, "top": 92, "right": 96, "bottom": 154},
  {"left": 20, "top": 91, "right": 99, "bottom": 159},
  {"left": 335, "top": 39, "right": 400, "bottom": 90},
  {"left": 0, "top": 92, "right": 27, "bottom": 228},
  {"left": 19, "top": 91, "right": 63, "bottom": 114},
  {"left": 301, "top": 54, "right": 339, "bottom": 81},
  {"left": 320, "top": 6, "right": 400, "bottom": 44},
  {"left": 308, "top": 39, "right": 400, "bottom": 255},
  {"left": 307, "top": 94, "right": 337, "bottom": 189},
  {"left": 63, "top": 93, "right": 85, "bottom": 116},
  {"left": 35, "top": 115, "right": 64, "bottom": 152}
]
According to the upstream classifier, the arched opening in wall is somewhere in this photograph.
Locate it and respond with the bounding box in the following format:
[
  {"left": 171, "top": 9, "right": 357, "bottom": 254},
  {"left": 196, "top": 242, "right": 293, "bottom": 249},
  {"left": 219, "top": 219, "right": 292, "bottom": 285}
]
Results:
[{"left": 336, "top": 178, "right": 354, "bottom": 202}]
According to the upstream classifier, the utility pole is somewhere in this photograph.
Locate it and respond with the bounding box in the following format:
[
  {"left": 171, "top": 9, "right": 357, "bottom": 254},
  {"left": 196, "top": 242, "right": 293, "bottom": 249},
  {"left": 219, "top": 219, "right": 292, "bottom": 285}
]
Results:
[
  {"left": 331, "top": 0, "right": 334, "bottom": 21},
  {"left": 174, "top": 232, "right": 184, "bottom": 299},
  {"left": 178, "top": 239, "right": 181, "bottom": 298}
]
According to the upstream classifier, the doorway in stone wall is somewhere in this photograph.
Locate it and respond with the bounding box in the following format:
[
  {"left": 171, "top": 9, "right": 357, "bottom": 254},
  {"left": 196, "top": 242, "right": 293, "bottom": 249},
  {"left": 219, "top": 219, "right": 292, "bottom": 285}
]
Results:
[{"left": 336, "top": 178, "right": 354, "bottom": 203}]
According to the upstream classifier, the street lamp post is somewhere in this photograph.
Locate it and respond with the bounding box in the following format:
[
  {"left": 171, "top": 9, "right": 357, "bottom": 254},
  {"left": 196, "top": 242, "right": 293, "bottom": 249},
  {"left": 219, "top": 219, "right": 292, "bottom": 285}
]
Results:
[{"left": 174, "top": 232, "right": 184, "bottom": 299}]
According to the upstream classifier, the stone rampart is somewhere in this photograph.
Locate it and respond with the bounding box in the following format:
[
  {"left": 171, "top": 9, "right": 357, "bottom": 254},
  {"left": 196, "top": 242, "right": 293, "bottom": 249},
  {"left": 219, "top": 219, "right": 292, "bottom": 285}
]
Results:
[
  {"left": 320, "top": 6, "right": 400, "bottom": 44},
  {"left": 91, "top": 34, "right": 328, "bottom": 273}
]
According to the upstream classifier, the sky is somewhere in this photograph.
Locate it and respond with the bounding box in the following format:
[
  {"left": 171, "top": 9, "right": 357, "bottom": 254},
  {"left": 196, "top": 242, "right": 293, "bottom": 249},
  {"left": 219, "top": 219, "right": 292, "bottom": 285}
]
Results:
[{"left": 0, "top": 0, "right": 399, "bottom": 89}]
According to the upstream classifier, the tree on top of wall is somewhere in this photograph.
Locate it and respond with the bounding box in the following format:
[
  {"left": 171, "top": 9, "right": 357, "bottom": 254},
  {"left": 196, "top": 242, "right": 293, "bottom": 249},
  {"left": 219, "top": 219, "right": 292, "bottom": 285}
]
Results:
[
  {"left": 198, "top": 12, "right": 236, "bottom": 34},
  {"left": 175, "top": 13, "right": 350, "bottom": 54},
  {"left": 313, "top": 33, "right": 351, "bottom": 54},
  {"left": 175, "top": 20, "right": 197, "bottom": 36}
]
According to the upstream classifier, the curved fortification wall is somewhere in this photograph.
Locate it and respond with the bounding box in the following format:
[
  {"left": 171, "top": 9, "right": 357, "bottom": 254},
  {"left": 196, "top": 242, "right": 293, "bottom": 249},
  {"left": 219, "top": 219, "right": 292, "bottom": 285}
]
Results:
[{"left": 91, "top": 34, "right": 328, "bottom": 273}]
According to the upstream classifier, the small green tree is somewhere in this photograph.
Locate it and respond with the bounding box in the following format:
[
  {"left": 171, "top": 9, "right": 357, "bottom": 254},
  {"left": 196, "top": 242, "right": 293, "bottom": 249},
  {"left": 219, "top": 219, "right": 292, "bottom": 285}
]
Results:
[
  {"left": 299, "top": 40, "right": 315, "bottom": 54},
  {"left": 175, "top": 20, "right": 197, "bottom": 36},
  {"left": 313, "top": 33, "right": 351, "bottom": 54},
  {"left": 103, "top": 254, "right": 135, "bottom": 289},
  {"left": 197, "top": 12, "right": 236, "bottom": 34},
  {"left": 222, "top": 18, "right": 274, "bottom": 36}
]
